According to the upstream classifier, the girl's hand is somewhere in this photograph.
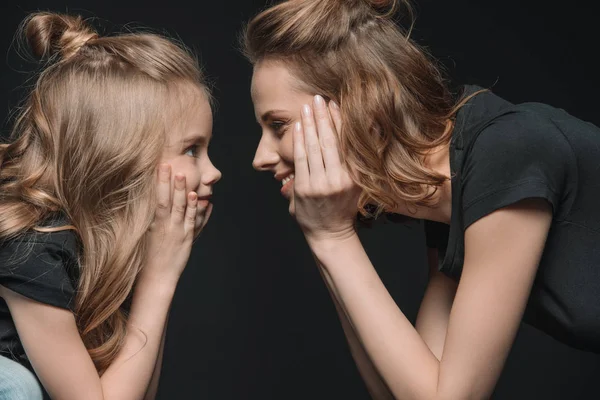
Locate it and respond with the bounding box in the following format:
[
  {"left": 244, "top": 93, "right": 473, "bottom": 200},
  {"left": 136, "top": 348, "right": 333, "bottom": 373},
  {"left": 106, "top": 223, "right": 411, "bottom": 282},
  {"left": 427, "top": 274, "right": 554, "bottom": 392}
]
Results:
[
  {"left": 291, "top": 95, "right": 361, "bottom": 246},
  {"left": 142, "top": 164, "right": 198, "bottom": 284}
]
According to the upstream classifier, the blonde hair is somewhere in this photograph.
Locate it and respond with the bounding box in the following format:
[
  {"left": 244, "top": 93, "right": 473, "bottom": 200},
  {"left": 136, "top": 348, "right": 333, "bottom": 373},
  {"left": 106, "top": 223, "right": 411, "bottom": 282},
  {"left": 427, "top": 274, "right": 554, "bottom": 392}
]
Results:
[
  {"left": 244, "top": 0, "right": 480, "bottom": 215},
  {"left": 0, "top": 12, "right": 208, "bottom": 373}
]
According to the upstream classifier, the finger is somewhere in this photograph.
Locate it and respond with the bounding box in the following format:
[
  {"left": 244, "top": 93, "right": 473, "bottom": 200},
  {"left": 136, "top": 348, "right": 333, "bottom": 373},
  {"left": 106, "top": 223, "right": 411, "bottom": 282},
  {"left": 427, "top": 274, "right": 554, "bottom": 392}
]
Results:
[
  {"left": 172, "top": 174, "right": 187, "bottom": 223},
  {"left": 312, "top": 95, "right": 342, "bottom": 172},
  {"left": 184, "top": 191, "right": 198, "bottom": 235},
  {"left": 156, "top": 164, "right": 171, "bottom": 219},
  {"left": 293, "top": 121, "right": 309, "bottom": 187},
  {"left": 301, "top": 102, "right": 326, "bottom": 180}
]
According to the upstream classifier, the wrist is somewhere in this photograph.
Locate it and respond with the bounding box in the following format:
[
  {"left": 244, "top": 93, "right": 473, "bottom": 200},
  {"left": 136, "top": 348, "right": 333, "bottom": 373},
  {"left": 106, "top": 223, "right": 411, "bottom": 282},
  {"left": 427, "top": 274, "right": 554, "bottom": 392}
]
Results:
[
  {"left": 307, "top": 230, "right": 360, "bottom": 259},
  {"left": 135, "top": 272, "right": 179, "bottom": 297},
  {"left": 304, "top": 224, "right": 357, "bottom": 245}
]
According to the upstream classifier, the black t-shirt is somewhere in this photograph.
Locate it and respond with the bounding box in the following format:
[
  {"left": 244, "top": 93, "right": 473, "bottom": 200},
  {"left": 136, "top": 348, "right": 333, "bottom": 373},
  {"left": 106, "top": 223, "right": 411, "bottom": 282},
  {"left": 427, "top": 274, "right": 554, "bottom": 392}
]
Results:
[
  {"left": 425, "top": 85, "right": 600, "bottom": 353},
  {"left": 0, "top": 218, "right": 79, "bottom": 368}
]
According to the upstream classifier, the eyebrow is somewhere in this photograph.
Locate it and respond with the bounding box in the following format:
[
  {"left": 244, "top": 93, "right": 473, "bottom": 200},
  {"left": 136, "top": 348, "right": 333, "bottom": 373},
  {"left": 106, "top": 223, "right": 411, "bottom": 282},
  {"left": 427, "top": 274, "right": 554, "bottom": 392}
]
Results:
[
  {"left": 260, "top": 109, "right": 288, "bottom": 123},
  {"left": 181, "top": 134, "right": 209, "bottom": 147}
]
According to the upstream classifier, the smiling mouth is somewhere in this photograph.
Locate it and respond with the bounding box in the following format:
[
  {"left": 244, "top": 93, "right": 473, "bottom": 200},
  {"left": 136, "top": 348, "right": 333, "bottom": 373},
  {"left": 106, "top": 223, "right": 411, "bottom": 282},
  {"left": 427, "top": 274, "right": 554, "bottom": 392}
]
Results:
[
  {"left": 280, "top": 173, "right": 295, "bottom": 198},
  {"left": 281, "top": 173, "right": 295, "bottom": 186}
]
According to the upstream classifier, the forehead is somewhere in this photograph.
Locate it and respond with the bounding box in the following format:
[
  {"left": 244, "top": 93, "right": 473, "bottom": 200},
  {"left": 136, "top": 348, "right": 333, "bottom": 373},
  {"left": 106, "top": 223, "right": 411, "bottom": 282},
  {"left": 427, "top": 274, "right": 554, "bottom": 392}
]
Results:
[
  {"left": 164, "top": 85, "right": 213, "bottom": 141},
  {"left": 251, "top": 60, "right": 305, "bottom": 108}
]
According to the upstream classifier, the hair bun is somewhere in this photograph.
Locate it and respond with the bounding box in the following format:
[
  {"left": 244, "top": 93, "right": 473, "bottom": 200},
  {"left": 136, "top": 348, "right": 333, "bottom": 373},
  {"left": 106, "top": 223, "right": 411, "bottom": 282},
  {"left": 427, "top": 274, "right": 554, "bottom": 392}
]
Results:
[
  {"left": 369, "top": 0, "right": 394, "bottom": 7},
  {"left": 367, "top": 0, "right": 398, "bottom": 10},
  {"left": 24, "top": 12, "right": 97, "bottom": 60},
  {"left": 366, "top": 0, "right": 413, "bottom": 19}
]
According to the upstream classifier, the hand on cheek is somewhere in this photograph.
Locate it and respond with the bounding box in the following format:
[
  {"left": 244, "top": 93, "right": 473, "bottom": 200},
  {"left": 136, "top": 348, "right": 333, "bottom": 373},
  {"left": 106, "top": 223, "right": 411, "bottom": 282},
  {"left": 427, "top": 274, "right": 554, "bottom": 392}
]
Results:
[{"left": 291, "top": 95, "right": 361, "bottom": 245}]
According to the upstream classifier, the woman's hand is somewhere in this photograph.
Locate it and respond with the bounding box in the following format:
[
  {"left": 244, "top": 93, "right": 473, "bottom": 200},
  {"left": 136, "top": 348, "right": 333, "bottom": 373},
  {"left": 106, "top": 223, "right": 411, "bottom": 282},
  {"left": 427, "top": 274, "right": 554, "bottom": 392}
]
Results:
[
  {"left": 142, "top": 164, "right": 198, "bottom": 284},
  {"left": 292, "top": 95, "right": 361, "bottom": 247}
]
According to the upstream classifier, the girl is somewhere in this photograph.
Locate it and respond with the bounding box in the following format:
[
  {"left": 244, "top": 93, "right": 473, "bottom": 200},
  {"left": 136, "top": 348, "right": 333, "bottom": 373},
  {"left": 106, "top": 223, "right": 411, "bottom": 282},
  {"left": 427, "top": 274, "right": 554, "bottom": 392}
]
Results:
[
  {"left": 0, "top": 12, "right": 221, "bottom": 399},
  {"left": 246, "top": 0, "right": 600, "bottom": 399}
]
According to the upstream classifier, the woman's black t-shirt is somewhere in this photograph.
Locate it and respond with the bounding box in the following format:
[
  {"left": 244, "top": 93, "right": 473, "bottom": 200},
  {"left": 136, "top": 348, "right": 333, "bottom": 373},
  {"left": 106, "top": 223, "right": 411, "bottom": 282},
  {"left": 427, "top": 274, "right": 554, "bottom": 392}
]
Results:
[
  {"left": 425, "top": 86, "right": 600, "bottom": 353},
  {"left": 0, "top": 218, "right": 79, "bottom": 369}
]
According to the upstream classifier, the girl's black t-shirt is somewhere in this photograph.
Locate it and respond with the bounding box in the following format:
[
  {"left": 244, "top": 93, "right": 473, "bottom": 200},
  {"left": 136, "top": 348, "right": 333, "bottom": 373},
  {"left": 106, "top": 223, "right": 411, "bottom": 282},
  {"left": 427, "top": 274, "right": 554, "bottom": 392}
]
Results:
[
  {"left": 425, "top": 86, "right": 600, "bottom": 353},
  {"left": 0, "top": 221, "right": 79, "bottom": 368}
]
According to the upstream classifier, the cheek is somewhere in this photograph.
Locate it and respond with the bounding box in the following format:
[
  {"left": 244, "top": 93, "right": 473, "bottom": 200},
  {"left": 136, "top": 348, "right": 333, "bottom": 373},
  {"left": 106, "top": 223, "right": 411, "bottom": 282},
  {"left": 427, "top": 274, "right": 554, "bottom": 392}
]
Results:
[
  {"left": 186, "top": 165, "right": 202, "bottom": 189},
  {"left": 167, "top": 159, "right": 201, "bottom": 189},
  {"left": 281, "top": 130, "right": 295, "bottom": 164}
]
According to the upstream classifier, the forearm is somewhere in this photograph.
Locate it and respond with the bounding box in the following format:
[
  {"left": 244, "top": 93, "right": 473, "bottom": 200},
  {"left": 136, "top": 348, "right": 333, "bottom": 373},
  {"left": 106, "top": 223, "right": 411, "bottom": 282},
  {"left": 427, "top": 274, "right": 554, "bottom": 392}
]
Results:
[
  {"left": 143, "top": 317, "right": 168, "bottom": 400},
  {"left": 310, "top": 234, "right": 440, "bottom": 400},
  {"left": 318, "top": 264, "right": 394, "bottom": 400},
  {"left": 100, "top": 277, "right": 176, "bottom": 399},
  {"left": 414, "top": 249, "right": 457, "bottom": 361}
]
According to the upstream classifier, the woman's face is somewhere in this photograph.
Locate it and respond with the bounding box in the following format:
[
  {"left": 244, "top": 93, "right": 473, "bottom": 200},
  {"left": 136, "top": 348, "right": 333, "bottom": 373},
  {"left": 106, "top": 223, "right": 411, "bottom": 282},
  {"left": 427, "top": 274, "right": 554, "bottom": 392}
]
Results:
[
  {"left": 160, "top": 94, "right": 222, "bottom": 233},
  {"left": 251, "top": 60, "right": 315, "bottom": 208},
  {"left": 250, "top": 61, "right": 450, "bottom": 222}
]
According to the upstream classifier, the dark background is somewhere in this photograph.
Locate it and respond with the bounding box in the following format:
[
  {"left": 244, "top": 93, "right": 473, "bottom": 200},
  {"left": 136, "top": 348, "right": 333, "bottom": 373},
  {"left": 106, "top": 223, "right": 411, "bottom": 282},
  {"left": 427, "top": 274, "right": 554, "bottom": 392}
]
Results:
[{"left": 1, "top": 1, "right": 599, "bottom": 399}]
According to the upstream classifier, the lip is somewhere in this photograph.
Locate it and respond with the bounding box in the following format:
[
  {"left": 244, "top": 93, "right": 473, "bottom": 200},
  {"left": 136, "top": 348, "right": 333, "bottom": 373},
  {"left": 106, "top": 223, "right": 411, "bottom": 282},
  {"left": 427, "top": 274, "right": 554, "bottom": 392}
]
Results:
[
  {"left": 197, "top": 194, "right": 212, "bottom": 201},
  {"left": 280, "top": 177, "right": 295, "bottom": 198}
]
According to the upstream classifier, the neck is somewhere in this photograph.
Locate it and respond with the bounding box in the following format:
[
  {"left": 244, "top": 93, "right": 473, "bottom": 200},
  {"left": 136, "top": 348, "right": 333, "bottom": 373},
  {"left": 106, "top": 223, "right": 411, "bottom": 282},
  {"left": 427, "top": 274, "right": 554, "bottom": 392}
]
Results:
[{"left": 387, "top": 123, "right": 454, "bottom": 224}]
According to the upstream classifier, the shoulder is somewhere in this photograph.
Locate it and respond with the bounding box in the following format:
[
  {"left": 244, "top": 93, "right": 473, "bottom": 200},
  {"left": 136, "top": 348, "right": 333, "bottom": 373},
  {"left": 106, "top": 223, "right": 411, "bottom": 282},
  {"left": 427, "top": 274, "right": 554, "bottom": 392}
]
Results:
[
  {"left": 462, "top": 105, "right": 574, "bottom": 180},
  {"left": 470, "top": 106, "right": 571, "bottom": 154},
  {"left": 0, "top": 220, "right": 79, "bottom": 310},
  {"left": 1, "top": 227, "right": 79, "bottom": 264},
  {"left": 457, "top": 105, "right": 575, "bottom": 228}
]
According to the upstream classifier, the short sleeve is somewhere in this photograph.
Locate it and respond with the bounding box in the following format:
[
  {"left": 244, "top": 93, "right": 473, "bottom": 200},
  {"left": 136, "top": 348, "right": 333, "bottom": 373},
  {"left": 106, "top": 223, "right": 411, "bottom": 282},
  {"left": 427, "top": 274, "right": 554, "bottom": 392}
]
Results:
[
  {"left": 0, "top": 231, "right": 78, "bottom": 310},
  {"left": 461, "top": 110, "right": 572, "bottom": 229}
]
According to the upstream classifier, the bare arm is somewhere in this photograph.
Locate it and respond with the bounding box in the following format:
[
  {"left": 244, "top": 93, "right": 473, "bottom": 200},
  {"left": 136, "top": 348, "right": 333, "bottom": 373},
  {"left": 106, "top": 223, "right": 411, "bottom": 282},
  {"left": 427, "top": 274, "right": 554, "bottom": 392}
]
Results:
[
  {"left": 1, "top": 277, "right": 175, "bottom": 400},
  {"left": 144, "top": 319, "right": 168, "bottom": 400},
  {"left": 316, "top": 258, "right": 394, "bottom": 400},
  {"left": 310, "top": 199, "right": 551, "bottom": 399},
  {"left": 414, "top": 248, "right": 458, "bottom": 360},
  {"left": 320, "top": 247, "right": 456, "bottom": 397}
]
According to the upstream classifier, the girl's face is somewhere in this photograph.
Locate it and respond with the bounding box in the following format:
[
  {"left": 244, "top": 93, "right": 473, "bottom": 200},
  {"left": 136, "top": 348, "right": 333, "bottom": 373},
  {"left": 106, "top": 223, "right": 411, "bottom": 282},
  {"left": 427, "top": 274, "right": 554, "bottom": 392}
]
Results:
[
  {"left": 251, "top": 61, "right": 315, "bottom": 210},
  {"left": 160, "top": 94, "right": 221, "bottom": 233}
]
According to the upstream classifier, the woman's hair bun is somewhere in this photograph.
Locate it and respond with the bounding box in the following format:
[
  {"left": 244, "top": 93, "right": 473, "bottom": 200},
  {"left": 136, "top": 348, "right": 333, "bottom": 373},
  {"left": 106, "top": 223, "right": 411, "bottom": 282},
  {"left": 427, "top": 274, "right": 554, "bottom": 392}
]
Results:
[
  {"left": 23, "top": 12, "right": 98, "bottom": 60},
  {"left": 362, "top": 0, "right": 409, "bottom": 19},
  {"left": 369, "top": 0, "right": 395, "bottom": 8}
]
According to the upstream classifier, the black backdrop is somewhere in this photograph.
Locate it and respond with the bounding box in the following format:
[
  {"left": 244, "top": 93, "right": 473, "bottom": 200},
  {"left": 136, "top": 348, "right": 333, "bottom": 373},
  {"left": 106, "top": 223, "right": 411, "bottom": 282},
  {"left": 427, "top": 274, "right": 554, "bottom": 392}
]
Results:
[{"left": 1, "top": 1, "right": 599, "bottom": 399}]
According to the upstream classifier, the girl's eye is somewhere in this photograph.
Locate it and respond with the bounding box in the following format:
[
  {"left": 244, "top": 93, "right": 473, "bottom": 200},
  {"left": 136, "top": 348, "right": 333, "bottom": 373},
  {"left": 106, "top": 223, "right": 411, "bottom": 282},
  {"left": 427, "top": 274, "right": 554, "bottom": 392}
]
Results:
[{"left": 185, "top": 145, "right": 200, "bottom": 158}]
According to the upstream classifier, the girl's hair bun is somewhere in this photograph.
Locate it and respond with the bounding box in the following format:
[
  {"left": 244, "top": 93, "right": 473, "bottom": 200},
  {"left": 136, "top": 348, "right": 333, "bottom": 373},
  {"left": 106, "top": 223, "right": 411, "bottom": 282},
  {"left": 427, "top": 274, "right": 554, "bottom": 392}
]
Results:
[{"left": 24, "top": 12, "right": 97, "bottom": 60}]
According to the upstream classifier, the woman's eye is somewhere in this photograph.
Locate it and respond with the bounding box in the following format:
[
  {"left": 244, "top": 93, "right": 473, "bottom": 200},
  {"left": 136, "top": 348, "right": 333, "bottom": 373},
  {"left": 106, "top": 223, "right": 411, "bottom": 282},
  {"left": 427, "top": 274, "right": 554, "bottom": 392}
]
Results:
[{"left": 270, "top": 121, "right": 287, "bottom": 135}]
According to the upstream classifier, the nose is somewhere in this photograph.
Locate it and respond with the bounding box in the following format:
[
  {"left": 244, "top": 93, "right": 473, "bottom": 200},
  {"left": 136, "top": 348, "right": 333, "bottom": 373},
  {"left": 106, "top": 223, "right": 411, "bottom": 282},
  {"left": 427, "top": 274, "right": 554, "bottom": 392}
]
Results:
[
  {"left": 252, "top": 134, "right": 279, "bottom": 171},
  {"left": 203, "top": 159, "right": 222, "bottom": 186}
]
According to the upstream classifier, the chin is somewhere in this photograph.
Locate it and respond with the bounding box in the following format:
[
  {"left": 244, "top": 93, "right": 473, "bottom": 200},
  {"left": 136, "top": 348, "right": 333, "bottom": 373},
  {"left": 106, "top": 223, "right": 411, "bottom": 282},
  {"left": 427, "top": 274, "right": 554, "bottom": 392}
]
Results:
[{"left": 194, "top": 204, "right": 213, "bottom": 234}]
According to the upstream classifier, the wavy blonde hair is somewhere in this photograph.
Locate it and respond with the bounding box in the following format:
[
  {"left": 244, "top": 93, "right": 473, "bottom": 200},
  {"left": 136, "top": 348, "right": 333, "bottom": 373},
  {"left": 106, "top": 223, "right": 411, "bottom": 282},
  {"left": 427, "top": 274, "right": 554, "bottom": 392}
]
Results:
[
  {"left": 0, "top": 12, "right": 209, "bottom": 373},
  {"left": 244, "top": 0, "right": 481, "bottom": 215}
]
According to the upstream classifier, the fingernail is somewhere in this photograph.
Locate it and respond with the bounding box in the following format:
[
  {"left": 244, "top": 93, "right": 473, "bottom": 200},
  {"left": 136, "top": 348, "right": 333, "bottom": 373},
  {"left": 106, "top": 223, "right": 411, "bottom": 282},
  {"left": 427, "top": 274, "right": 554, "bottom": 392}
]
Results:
[
  {"left": 314, "top": 95, "right": 324, "bottom": 107},
  {"left": 159, "top": 164, "right": 170, "bottom": 173},
  {"left": 330, "top": 101, "right": 339, "bottom": 110},
  {"left": 175, "top": 174, "right": 185, "bottom": 182},
  {"left": 302, "top": 104, "right": 311, "bottom": 117},
  {"left": 189, "top": 192, "right": 198, "bottom": 201},
  {"left": 295, "top": 121, "right": 301, "bottom": 132}
]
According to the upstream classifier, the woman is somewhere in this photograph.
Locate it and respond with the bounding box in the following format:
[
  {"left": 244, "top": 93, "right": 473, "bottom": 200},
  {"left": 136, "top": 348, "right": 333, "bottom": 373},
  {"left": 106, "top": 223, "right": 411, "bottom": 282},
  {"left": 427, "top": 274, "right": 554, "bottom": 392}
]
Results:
[
  {"left": 245, "top": 0, "right": 600, "bottom": 398},
  {"left": 0, "top": 12, "right": 221, "bottom": 399}
]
